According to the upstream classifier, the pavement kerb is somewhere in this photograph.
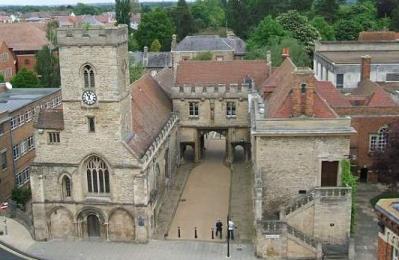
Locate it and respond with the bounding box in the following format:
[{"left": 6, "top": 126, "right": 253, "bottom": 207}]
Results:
[{"left": 0, "top": 239, "right": 40, "bottom": 260}]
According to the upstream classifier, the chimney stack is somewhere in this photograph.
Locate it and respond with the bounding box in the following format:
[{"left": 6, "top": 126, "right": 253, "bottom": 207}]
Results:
[
  {"left": 361, "top": 55, "right": 371, "bottom": 81},
  {"left": 171, "top": 34, "right": 177, "bottom": 51},
  {"left": 143, "top": 46, "right": 148, "bottom": 67},
  {"left": 266, "top": 50, "right": 272, "bottom": 76},
  {"left": 282, "top": 48, "right": 289, "bottom": 59},
  {"left": 292, "top": 68, "right": 315, "bottom": 117}
]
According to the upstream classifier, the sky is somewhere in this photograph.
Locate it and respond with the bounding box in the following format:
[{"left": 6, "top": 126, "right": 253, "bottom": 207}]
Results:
[{"left": 0, "top": 0, "right": 126, "bottom": 6}]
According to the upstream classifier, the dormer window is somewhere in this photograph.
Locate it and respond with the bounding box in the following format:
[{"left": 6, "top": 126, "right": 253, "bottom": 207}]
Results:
[
  {"left": 83, "top": 65, "right": 95, "bottom": 88},
  {"left": 301, "top": 83, "right": 307, "bottom": 93}
]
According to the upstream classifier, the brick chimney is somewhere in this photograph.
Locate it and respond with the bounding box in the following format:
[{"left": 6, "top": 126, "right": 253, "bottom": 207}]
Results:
[
  {"left": 282, "top": 48, "right": 289, "bottom": 59},
  {"left": 361, "top": 55, "right": 371, "bottom": 81},
  {"left": 171, "top": 34, "right": 177, "bottom": 51},
  {"left": 291, "top": 68, "right": 315, "bottom": 117}
]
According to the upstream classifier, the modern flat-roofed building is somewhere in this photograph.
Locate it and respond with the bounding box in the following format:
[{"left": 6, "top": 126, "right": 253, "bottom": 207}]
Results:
[
  {"left": 0, "top": 84, "right": 61, "bottom": 201},
  {"left": 314, "top": 41, "right": 399, "bottom": 89}
]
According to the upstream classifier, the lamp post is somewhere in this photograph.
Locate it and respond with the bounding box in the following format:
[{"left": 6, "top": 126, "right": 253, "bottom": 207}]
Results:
[{"left": 227, "top": 214, "right": 230, "bottom": 258}]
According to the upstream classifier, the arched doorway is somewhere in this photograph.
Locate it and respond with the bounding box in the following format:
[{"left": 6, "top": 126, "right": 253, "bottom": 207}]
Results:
[{"left": 87, "top": 214, "right": 101, "bottom": 238}]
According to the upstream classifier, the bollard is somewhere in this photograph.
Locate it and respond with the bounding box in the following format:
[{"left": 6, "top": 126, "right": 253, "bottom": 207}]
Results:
[
  {"left": 194, "top": 227, "right": 198, "bottom": 239},
  {"left": 211, "top": 228, "right": 214, "bottom": 239},
  {"left": 178, "top": 226, "right": 181, "bottom": 238}
]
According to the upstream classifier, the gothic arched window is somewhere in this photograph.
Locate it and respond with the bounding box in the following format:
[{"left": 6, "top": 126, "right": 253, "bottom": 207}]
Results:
[
  {"left": 83, "top": 65, "right": 95, "bottom": 88},
  {"left": 369, "top": 127, "right": 389, "bottom": 152},
  {"left": 62, "top": 175, "right": 71, "bottom": 198},
  {"left": 86, "top": 156, "right": 110, "bottom": 194}
]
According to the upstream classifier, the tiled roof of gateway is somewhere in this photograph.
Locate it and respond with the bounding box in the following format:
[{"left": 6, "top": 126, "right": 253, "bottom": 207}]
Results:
[
  {"left": 127, "top": 74, "right": 172, "bottom": 157},
  {"left": 358, "top": 31, "right": 398, "bottom": 41},
  {"left": 35, "top": 109, "right": 64, "bottom": 130},
  {"left": 0, "top": 23, "right": 48, "bottom": 51},
  {"left": 175, "top": 60, "right": 269, "bottom": 86}
]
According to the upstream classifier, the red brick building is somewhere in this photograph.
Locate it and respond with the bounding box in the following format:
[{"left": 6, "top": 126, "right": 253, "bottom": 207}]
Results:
[
  {"left": 0, "top": 23, "right": 48, "bottom": 76},
  {"left": 0, "top": 41, "right": 16, "bottom": 81},
  {"left": 375, "top": 199, "right": 399, "bottom": 260},
  {"left": 0, "top": 84, "right": 61, "bottom": 201},
  {"left": 316, "top": 56, "right": 399, "bottom": 182}
]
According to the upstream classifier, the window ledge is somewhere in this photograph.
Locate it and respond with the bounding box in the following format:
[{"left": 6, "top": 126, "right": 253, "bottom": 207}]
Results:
[
  {"left": 85, "top": 195, "right": 111, "bottom": 202},
  {"left": 226, "top": 115, "right": 237, "bottom": 119},
  {"left": 188, "top": 116, "right": 199, "bottom": 120}
]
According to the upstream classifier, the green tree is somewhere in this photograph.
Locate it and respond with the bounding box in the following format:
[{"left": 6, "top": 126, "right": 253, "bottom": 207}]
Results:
[
  {"left": 392, "top": 6, "right": 399, "bottom": 30},
  {"left": 191, "top": 0, "right": 225, "bottom": 30},
  {"left": 311, "top": 16, "right": 335, "bottom": 41},
  {"left": 276, "top": 10, "right": 320, "bottom": 53},
  {"left": 247, "top": 16, "right": 288, "bottom": 50},
  {"left": 130, "top": 0, "right": 141, "bottom": 14},
  {"left": 73, "top": 3, "right": 99, "bottom": 15},
  {"left": 35, "top": 46, "right": 60, "bottom": 88},
  {"left": 135, "top": 9, "right": 175, "bottom": 51},
  {"left": 10, "top": 68, "right": 39, "bottom": 88},
  {"left": 11, "top": 187, "right": 32, "bottom": 208},
  {"left": 246, "top": 37, "right": 311, "bottom": 67},
  {"left": 128, "top": 34, "right": 140, "bottom": 51},
  {"left": 150, "top": 39, "right": 162, "bottom": 52},
  {"left": 376, "top": 0, "right": 399, "bottom": 17},
  {"left": 290, "top": 0, "right": 314, "bottom": 12},
  {"left": 341, "top": 159, "right": 358, "bottom": 233},
  {"left": 334, "top": 19, "right": 363, "bottom": 40},
  {"left": 314, "top": 0, "right": 340, "bottom": 22},
  {"left": 174, "top": 0, "right": 195, "bottom": 40},
  {"left": 46, "top": 20, "right": 59, "bottom": 45},
  {"left": 129, "top": 63, "right": 144, "bottom": 83},
  {"left": 0, "top": 74, "right": 4, "bottom": 83},
  {"left": 115, "top": 0, "right": 131, "bottom": 31},
  {"left": 226, "top": 0, "right": 250, "bottom": 38},
  {"left": 192, "top": 51, "right": 213, "bottom": 60}
]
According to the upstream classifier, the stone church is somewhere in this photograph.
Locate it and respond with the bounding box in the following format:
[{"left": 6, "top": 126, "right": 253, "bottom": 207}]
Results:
[
  {"left": 31, "top": 25, "right": 179, "bottom": 242},
  {"left": 31, "top": 25, "right": 354, "bottom": 258}
]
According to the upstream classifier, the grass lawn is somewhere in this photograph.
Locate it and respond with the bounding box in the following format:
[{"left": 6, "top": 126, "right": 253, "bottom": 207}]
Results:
[{"left": 370, "top": 191, "right": 399, "bottom": 207}]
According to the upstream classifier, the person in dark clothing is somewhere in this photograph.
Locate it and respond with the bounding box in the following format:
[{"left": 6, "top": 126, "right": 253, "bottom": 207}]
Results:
[{"left": 215, "top": 219, "right": 223, "bottom": 239}]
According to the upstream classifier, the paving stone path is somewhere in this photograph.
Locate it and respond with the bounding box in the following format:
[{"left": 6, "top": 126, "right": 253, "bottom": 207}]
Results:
[
  {"left": 229, "top": 160, "right": 255, "bottom": 242},
  {"left": 168, "top": 137, "right": 231, "bottom": 241},
  {"left": 354, "top": 183, "right": 386, "bottom": 260}
]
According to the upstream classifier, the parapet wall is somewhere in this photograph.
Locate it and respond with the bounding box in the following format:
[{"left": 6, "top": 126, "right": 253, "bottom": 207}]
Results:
[{"left": 57, "top": 25, "right": 128, "bottom": 47}]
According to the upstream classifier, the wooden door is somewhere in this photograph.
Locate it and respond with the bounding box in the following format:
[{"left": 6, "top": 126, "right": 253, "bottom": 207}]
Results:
[{"left": 321, "top": 161, "right": 338, "bottom": 187}]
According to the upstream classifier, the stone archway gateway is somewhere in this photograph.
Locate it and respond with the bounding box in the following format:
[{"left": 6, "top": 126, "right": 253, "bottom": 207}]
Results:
[{"left": 87, "top": 214, "right": 101, "bottom": 237}]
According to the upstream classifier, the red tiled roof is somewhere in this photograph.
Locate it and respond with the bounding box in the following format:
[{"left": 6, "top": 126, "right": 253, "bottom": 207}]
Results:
[
  {"left": 127, "top": 74, "right": 172, "bottom": 157},
  {"left": 315, "top": 81, "right": 351, "bottom": 107},
  {"left": 367, "top": 87, "right": 397, "bottom": 107},
  {"left": 175, "top": 60, "right": 269, "bottom": 87},
  {"left": 0, "top": 23, "right": 48, "bottom": 51}
]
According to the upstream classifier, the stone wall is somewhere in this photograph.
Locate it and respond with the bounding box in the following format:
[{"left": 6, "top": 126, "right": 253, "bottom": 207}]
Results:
[{"left": 255, "top": 135, "right": 350, "bottom": 213}]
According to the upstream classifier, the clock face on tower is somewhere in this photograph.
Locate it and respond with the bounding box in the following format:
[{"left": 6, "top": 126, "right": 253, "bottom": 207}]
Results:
[{"left": 82, "top": 90, "right": 97, "bottom": 105}]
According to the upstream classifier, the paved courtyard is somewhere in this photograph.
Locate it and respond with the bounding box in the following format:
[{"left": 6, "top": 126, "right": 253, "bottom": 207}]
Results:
[
  {"left": 354, "top": 182, "right": 387, "bottom": 260},
  {"left": 168, "top": 136, "right": 230, "bottom": 241}
]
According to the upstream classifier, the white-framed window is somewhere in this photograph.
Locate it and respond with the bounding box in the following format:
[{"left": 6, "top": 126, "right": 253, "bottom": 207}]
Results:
[
  {"left": 25, "top": 110, "right": 33, "bottom": 122},
  {"left": 216, "top": 56, "right": 224, "bottom": 61},
  {"left": 48, "top": 132, "right": 60, "bottom": 144},
  {"left": 0, "top": 123, "right": 4, "bottom": 136},
  {"left": 12, "top": 144, "right": 20, "bottom": 160},
  {"left": 369, "top": 127, "right": 388, "bottom": 152},
  {"left": 1, "top": 150, "right": 7, "bottom": 170},
  {"left": 26, "top": 136, "right": 34, "bottom": 150},
  {"left": 18, "top": 114, "right": 24, "bottom": 127},
  {"left": 393, "top": 247, "right": 399, "bottom": 260},
  {"left": 189, "top": 102, "right": 199, "bottom": 117},
  {"left": 16, "top": 167, "right": 30, "bottom": 187},
  {"left": 10, "top": 117, "right": 17, "bottom": 130},
  {"left": 387, "top": 73, "right": 399, "bottom": 82},
  {"left": 336, "top": 74, "right": 344, "bottom": 88},
  {"left": 226, "top": 101, "right": 236, "bottom": 117},
  {"left": 56, "top": 96, "right": 62, "bottom": 106}
]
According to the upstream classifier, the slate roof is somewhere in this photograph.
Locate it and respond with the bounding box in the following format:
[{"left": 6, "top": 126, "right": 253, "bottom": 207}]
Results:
[
  {"left": 0, "top": 88, "right": 60, "bottom": 113},
  {"left": 316, "top": 51, "right": 399, "bottom": 64},
  {"left": 129, "top": 51, "right": 172, "bottom": 69},
  {"left": 175, "top": 60, "right": 269, "bottom": 86},
  {"left": 175, "top": 35, "right": 246, "bottom": 54},
  {"left": 154, "top": 68, "right": 174, "bottom": 96},
  {"left": 35, "top": 109, "right": 64, "bottom": 130},
  {"left": 0, "top": 23, "right": 48, "bottom": 51},
  {"left": 127, "top": 74, "right": 173, "bottom": 158}
]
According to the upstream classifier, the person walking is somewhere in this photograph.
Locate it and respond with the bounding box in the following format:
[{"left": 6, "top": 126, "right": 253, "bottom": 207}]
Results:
[
  {"left": 228, "top": 219, "right": 235, "bottom": 240},
  {"left": 215, "top": 219, "right": 223, "bottom": 239}
]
